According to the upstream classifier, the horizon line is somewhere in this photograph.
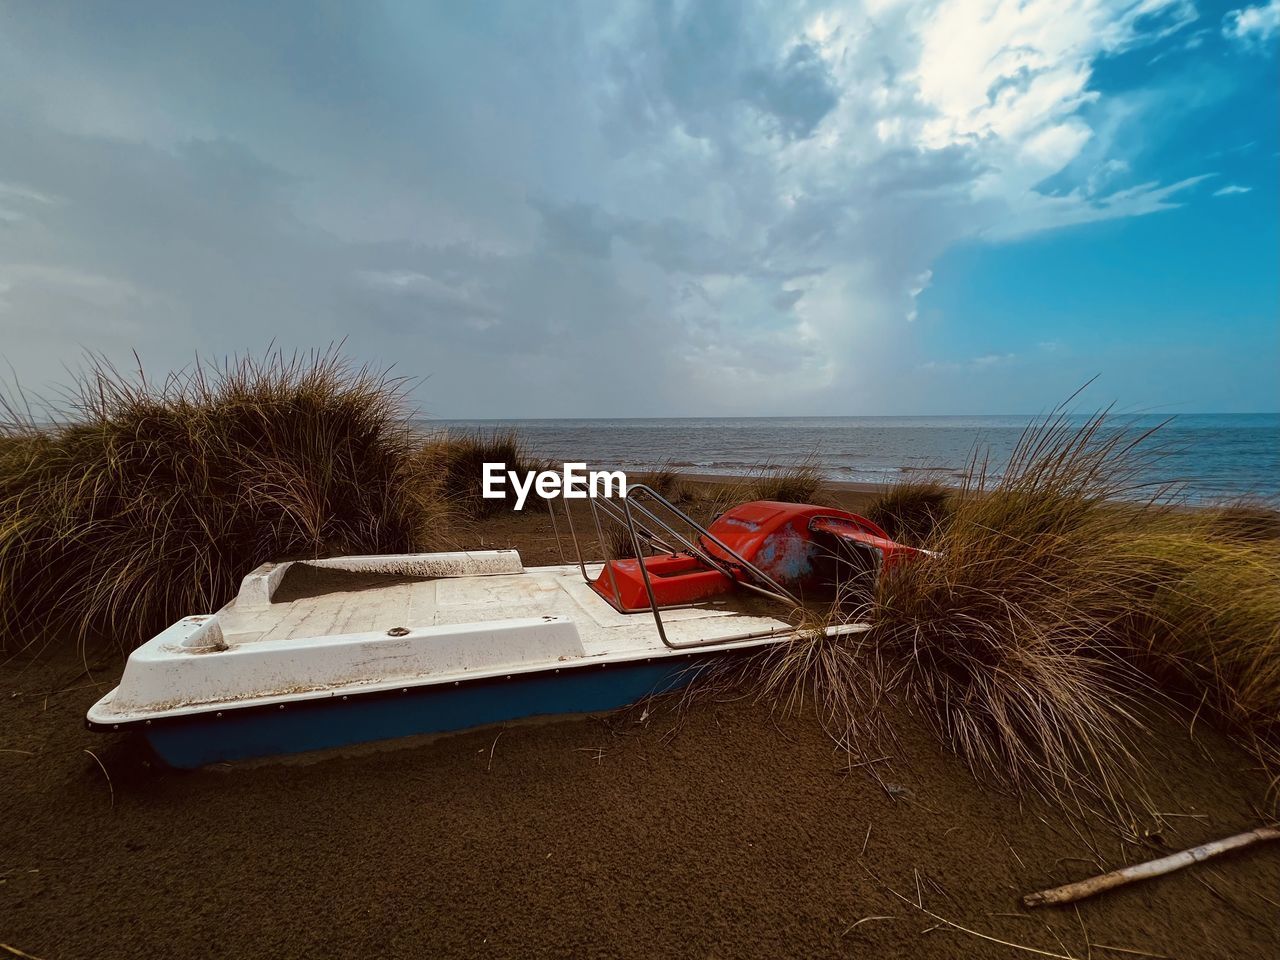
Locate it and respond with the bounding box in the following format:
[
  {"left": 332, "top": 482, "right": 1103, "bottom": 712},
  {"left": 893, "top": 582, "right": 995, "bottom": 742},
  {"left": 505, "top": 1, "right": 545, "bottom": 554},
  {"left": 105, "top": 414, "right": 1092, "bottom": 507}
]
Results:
[{"left": 416, "top": 411, "right": 1280, "bottom": 421}]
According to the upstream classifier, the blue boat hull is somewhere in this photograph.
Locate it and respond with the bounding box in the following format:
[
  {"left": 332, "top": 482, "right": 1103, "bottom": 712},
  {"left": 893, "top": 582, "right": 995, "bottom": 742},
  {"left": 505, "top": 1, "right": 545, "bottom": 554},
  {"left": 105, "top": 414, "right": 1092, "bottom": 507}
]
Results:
[{"left": 143, "top": 658, "right": 706, "bottom": 769}]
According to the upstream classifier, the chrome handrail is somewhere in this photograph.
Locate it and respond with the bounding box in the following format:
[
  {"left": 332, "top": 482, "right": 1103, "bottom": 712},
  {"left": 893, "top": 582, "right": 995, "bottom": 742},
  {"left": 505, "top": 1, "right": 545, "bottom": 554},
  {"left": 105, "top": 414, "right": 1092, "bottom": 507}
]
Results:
[
  {"left": 623, "top": 484, "right": 800, "bottom": 606},
  {"left": 588, "top": 494, "right": 678, "bottom": 556},
  {"left": 547, "top": 481, "right": 805, "bottom": 650}
]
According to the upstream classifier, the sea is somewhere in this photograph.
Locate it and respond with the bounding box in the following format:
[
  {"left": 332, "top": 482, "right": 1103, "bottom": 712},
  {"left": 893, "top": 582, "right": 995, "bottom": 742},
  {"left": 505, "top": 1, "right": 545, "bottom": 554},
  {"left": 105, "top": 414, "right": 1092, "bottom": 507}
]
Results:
[{"left": 416, "top": 414, "right": 1280, "bottom": 503}]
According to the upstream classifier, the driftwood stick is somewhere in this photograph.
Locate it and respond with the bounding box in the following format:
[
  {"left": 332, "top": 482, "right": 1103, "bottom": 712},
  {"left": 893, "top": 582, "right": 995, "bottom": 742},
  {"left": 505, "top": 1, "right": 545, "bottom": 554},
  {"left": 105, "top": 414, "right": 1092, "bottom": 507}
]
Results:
[{"left": 1023, "top": 827, "right": 1280, "bottom": 908}]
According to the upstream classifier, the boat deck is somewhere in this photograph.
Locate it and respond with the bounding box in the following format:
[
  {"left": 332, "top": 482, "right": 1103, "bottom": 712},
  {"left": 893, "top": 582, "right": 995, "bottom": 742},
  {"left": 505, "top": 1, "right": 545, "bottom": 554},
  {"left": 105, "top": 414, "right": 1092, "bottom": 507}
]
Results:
[
  {"left": 88, "top": 550, "right": 811, "bottom": 727},
  {"left": 218, "top": 558, "right": 791, "bottom": 658}
]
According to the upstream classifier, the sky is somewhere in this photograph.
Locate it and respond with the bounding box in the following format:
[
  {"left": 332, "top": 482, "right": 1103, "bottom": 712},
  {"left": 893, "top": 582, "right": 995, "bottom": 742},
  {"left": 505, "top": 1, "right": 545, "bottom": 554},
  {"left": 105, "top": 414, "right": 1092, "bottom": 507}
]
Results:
[{"left": 0, "top": 0, "right": 1276, "bottom": 418}]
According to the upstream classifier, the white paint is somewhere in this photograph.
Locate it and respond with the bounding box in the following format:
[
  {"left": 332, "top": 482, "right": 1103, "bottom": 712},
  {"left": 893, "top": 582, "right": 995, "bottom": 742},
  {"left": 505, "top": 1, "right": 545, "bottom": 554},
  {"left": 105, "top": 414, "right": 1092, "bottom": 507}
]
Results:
[
  {"left": 233, "top": 562, "right": 292, "bottom": 610},
  {"left": 108, "top": 617, "right": 584, "bottom": 714}
]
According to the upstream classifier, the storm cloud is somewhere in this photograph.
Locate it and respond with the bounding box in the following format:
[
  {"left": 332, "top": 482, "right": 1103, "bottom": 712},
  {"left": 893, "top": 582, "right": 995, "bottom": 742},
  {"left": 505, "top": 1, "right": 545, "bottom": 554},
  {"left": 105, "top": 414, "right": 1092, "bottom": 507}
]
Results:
[{"left": 0, "top": 1, "right": 1224, "bottom": 415}]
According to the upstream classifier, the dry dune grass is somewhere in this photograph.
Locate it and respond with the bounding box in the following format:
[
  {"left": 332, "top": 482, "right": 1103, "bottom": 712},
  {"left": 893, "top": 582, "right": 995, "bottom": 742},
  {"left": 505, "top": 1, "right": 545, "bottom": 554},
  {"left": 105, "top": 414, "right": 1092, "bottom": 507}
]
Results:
[
  {"left": 690, "top": 459, "right": 829, "bottom": 526},
  {"left": 632, "top": 462, "right": 690, "bottom": 504},
  {"left": 1204, "top": 497, "right": 1280, "bottom": 541},
  {"left": 0, "top": 350, "right": 444, "bottom": 655},
  {"left": 864, "top": 479, "right": 952, "bottom": 546},
  {"left": 745, "top": 459, "right": 827, "bottom": 504},
  {"left": 417, "top": 429, "right": 547, "bottom": 520},
  {"left": 701, "top": 405, "right": 1280, "bottom": 817},
  {"left": 1111, "top": 523, "right": 1280, "bottom": 740},
  {"left": 867, "top": 409, "right": 1174, "bottom": 810}
]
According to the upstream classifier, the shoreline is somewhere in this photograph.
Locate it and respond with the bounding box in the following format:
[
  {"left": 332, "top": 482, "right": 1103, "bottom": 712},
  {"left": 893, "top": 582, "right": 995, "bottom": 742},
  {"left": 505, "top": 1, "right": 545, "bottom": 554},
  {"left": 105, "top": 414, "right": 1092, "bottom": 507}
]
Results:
[
  {"left": 669, "top": 472, "right": 1264, "bottom": 511},
  {"left": 676, "top": 472, "right": 895, "bottom": 497},
  {"left": 416, "top": 414, "right": 1280, "bottom": 503}
]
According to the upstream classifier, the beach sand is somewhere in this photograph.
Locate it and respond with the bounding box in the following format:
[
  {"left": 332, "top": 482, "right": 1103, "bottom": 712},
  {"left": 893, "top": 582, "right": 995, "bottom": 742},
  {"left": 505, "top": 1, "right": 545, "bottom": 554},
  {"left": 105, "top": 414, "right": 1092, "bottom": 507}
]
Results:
[{"left": 2, "top": 493, "right": 1278, "bottom": 959}]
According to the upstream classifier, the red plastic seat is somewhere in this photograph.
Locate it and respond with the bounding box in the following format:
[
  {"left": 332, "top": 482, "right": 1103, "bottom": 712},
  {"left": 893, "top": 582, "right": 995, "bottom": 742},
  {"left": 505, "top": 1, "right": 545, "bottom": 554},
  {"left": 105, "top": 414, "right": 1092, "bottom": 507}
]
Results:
[{"left": 589, "top": 553, "right": 733, "bottom": 612}]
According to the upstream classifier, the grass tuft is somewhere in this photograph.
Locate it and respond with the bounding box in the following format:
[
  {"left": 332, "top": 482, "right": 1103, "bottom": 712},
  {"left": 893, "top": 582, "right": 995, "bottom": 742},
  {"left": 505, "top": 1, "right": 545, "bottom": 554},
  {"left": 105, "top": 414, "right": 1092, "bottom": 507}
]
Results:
[
  {"left": 1204, "top": 497, "right": 1280, "bottom": 542},
  {"left": 699, "top": 402, "right": 1215, "bottom": 816},
  {"left": 0, "top": 349, "right": 443, "bottom": 654},
  {"left": 745, "top": 459, "right": 827, "bottom": 504},
  {"left": 866, "top": 406, "right": 1183, "bottom": 810},
  {"left": 420, "top": 429, "right": 546, "bottom": 520},
  {"left": 693, "top": 459, "right": 828, "bottom": 523},
  {"left": 1109, "top": 524, "right": 1280, "bottom": 740},
  {"left": 864, "top": 479, "right": 953, "bottom": 546},
  {"left": 633, "top": 462, "right": 689, "bottom": 504}
]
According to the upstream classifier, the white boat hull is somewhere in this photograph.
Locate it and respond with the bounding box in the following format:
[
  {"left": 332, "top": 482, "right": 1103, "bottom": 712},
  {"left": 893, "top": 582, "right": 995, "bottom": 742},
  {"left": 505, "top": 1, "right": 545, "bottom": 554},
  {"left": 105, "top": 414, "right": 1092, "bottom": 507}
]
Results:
[{"left": 87, "top": 550, "right": 842, "bottom": 767}]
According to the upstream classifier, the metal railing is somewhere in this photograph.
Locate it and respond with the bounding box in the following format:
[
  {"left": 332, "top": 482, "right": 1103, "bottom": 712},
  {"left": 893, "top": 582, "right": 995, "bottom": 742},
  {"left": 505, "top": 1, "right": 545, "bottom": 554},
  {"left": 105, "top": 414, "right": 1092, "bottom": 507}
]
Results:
[{"left": 547, "top": 483, "right": 802, "bottom": 650}]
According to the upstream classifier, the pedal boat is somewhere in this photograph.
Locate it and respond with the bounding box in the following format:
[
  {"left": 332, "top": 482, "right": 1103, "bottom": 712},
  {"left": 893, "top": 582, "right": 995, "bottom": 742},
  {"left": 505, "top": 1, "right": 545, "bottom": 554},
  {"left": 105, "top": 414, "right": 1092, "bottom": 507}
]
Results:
[{"left": 87, "top": 496, "right": 923, "bottom": 768}]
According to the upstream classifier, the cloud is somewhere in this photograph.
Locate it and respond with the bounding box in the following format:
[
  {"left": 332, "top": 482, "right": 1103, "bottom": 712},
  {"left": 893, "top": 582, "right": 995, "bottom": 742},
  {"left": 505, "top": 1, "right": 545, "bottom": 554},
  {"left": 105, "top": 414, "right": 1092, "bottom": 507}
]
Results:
[
  {"left": 972, "top": 352, "right": 1017, "bottom": 367},
  {"left": 357, "top": 270, "right": 502, "bottom": 330},
  {"left": 921, "top": 351, "right": 1017, "bottom": 372},
  {"left": 743, "top": 42, "right": 840, "bottom": 140},
  {"left": 906, "top": 270, "right": 932, "bottom": 323},
  {"left": 983, "top": 174, "right": 1212, "bottom": 240},
  {"left": 0, "top": 179, "right": 61, "bottom": 227},
  {"left": 0, "top": 1, "right": 1232, "bottom": 415},
  {"left": 0, "top": 181, "right": 59, "bottom": 206},
  {"left": 1223, "top": 1, "right": 1280, "bottom": 46},
  {"left": 1213, "top": 183, "right": 1254, "bottom": 196}
]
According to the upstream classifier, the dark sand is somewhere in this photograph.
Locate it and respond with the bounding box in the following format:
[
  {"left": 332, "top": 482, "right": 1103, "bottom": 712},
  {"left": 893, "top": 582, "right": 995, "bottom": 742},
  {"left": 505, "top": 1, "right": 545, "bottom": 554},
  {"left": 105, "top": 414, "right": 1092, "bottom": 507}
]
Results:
[{"left": 3, "top": 492, "right": 1279, "bottom": 959}]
